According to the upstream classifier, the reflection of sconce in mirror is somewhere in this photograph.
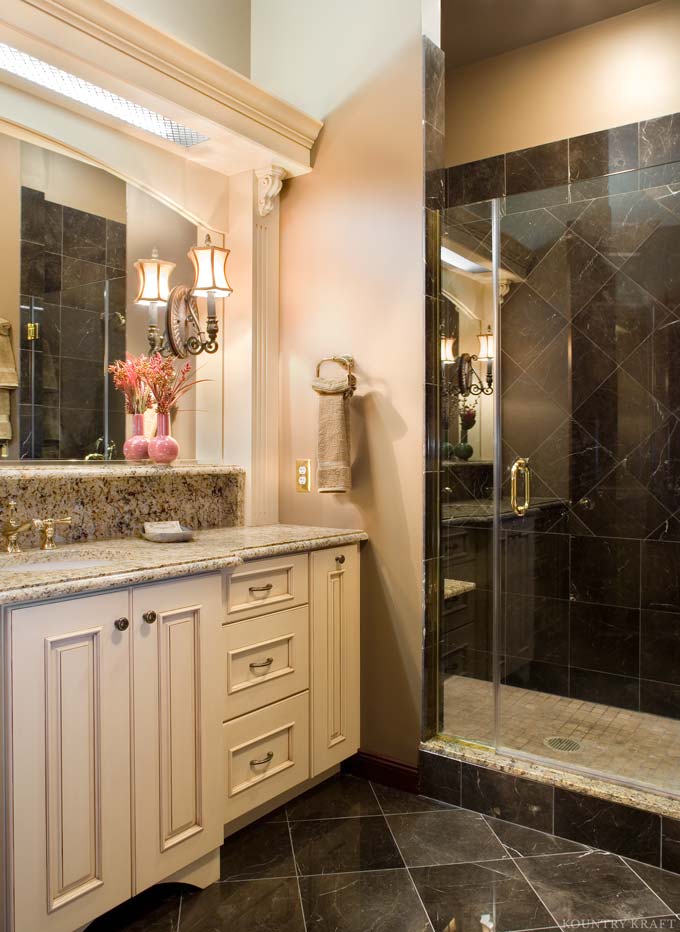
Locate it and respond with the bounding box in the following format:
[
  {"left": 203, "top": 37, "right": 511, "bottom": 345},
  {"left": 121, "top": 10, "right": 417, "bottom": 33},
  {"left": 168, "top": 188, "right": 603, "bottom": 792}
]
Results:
[
  {"left": 440, "top": 335, "right": 456, "bottom": 364},
  {"left": 134, "top": 235, "right": 232, "bottom": 357},
  {"left": 455, "top": 325, "right": 494, "bottom": 397}
]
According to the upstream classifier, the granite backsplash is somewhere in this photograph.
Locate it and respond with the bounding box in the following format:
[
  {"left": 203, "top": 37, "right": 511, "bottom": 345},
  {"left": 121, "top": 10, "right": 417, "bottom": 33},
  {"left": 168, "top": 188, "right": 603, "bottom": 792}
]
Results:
[{"left": 0, "top": 464, "right": 245, "bottom": 548}]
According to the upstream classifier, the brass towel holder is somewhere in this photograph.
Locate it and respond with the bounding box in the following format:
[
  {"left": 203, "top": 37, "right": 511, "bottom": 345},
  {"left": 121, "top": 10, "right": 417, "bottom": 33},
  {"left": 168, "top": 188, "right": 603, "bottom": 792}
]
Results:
[{"left": 315, "top": 355, "right": 356, "bottom": 396}]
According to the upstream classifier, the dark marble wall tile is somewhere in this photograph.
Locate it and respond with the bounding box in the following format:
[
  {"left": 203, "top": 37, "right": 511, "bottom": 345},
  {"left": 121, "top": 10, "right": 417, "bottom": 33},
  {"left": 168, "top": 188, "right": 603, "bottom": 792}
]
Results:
[
  {"left": 21, "top": 187, "right": 45, "bottom": 244},
  {"left": 63, "top": 205, "right": 107, "bottom": 263},
  {"left": 570, "top": 668, "right": 639, "bottom": 711},
  {"left": 641, "top": 609, "right": 680, "bottom": 685},
  {"left": 461, "top": 763, "right": 554, "bottom": 831},
  {"left": 554, "top": 788, "right": 661, "bottom": 865},
  {"left": 662, "top": 817, "right": 680, "bottom": 873},
  {"left": 425, "top": 207, "right": 440, "bottom": 299},
  {"left": 569, "top": 536, "right": 641, "bottom": 609},
  {"left": 503, "top": 594, "right": 569, "bottom": 664},
  {"left": 503, "top": 658, "right": 569, "bottom": 697},
  {"left": 506, "top": 140, "right": 569, "bottom": 196},
  {"left": 106, "top": 219, "right": 126, "bottom": 270},
  {"left": 569, "top": 602, "right": 640, "bottom": 677},
  {"left": 21, "top": 241, "right": 44, "bottom": 296},
  {"left": 446, "top": 155, "right": 504, "bottom": 208},
  {"left": 640, "top": 679, "right": 680, "bottom": 720},
  {"left": 45, "top": 201, "right": 63, "bottom": 253},
  {"left": 569, "top": 123, "right": 639, "bottom": 181},
  {"left": 642, "top": 541, "right": 680, "bottom": 613},
  {"left": 419, "top": 750, "right": 461, "bottom": 806},
  {"left": 423, "top": 36, "right": 444, "bottom": 134},
  {"left": 640, "top": 113, "right": 680, "bottom": 169}
]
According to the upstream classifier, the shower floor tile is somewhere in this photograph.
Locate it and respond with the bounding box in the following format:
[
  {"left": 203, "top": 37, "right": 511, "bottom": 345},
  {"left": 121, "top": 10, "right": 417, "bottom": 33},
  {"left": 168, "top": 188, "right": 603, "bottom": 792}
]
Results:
[{"left": 443, "top": 675, "right": 680, "bottom": 793}]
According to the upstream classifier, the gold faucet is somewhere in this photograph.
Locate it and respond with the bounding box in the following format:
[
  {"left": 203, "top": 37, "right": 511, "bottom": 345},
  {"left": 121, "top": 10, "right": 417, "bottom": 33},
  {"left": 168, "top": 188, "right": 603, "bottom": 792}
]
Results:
[
  {"left": 33, "top": 516, "right": 73, "bottom": 550},
  {"left": 1, "top": 500, "right": 33, "bottom": 553}
]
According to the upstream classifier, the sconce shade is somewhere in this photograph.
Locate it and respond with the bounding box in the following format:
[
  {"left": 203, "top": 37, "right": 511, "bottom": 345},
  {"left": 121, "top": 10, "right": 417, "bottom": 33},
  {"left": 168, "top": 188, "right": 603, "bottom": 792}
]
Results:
[
  {"left": 189, "top": 234, "right": 233, "bottom": 297},
  {"left": 134, "top": 248, "right": 175, "bottom": 305},
  {"left": 477, "top": 325, "right": 494, "bottom": 360},
  {"left": 441, "top": 336, "right": 456, "bottom": 364}
]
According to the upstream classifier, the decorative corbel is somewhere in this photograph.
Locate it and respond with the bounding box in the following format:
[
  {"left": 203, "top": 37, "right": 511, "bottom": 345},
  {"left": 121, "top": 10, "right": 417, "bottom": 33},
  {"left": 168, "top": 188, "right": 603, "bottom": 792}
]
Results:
[{"left": 255, "top": 166, "right": 286, "bottom": 217}]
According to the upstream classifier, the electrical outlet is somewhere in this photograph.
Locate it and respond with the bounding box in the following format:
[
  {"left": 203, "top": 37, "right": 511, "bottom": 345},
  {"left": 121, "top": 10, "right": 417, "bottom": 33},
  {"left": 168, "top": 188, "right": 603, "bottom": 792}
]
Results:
[{"left": 296, "top": 459, "right": 311, "bottom": 492}]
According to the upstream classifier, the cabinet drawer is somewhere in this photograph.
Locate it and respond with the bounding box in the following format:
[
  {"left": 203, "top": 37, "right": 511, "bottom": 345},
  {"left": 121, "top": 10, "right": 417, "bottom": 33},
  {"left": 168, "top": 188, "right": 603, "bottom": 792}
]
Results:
[
  {"left": 223, "top": 605, "right": 309, "bottom": 721},
  {"left": 223, "top": 692, "right": 309, "bottom": 822},
  {"left": 225, "top": 553, "right": 309, "bottom": 622}
]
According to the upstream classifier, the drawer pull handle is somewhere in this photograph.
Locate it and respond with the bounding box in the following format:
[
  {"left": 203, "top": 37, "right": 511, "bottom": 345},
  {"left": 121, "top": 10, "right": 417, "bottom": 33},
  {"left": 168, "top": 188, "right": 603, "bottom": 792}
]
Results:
[
  {"left": 250, "top": 751, "right": 274, "bottom": 767},
  {"left": 249, "top": 583, "right": 274, "bottom": 594},
  {"left": 249, "top": 657, "right": 274, "bottom": 670}
]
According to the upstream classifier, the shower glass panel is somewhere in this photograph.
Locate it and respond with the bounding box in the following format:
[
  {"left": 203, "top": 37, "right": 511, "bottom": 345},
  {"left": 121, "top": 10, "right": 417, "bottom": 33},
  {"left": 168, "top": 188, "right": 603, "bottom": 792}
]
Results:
[{"left": 437, "top": 161, "right": 680, "bottom": 797}]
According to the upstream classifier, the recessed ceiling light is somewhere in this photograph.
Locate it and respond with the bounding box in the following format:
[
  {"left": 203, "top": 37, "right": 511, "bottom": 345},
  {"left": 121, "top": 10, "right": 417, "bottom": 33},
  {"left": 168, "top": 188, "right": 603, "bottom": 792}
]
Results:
[
  {"left": 0, "top": 42, "right": 210, "bottom": 148},
  {"left": 441, "top": 246, "right": 489, "bottom": 274}
]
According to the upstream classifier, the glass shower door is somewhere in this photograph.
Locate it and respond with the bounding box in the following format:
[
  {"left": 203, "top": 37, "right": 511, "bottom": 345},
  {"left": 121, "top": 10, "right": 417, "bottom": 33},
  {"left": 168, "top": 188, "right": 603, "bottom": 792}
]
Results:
[{"left": 497, "top": 164, "right": 680, "bottom": 795}]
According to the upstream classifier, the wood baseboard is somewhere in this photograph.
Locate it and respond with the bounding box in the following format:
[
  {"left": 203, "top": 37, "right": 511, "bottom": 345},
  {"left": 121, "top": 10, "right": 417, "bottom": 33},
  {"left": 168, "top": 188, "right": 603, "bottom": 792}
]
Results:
[{"left": 342, "top": 751, "right": 419, "bottom": 793}]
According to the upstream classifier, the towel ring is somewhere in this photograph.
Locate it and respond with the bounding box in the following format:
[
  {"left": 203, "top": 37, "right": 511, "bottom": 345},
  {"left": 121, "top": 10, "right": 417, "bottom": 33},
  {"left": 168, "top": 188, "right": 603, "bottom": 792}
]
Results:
[{"left": 316, "top": 355, "right": 355, "bottom": 378}]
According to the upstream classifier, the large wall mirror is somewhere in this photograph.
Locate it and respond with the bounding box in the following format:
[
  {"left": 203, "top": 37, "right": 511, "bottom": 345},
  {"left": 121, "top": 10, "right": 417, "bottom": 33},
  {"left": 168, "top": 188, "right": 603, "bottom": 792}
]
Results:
[{"left": 0, "top": 130, "right": 220, "bottom": 462}]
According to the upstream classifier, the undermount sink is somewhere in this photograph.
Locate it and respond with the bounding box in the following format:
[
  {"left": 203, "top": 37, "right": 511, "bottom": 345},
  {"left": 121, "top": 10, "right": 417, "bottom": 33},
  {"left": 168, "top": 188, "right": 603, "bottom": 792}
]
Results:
[{"left": 0, "top": 557, "right": 113, "bottom": 572}]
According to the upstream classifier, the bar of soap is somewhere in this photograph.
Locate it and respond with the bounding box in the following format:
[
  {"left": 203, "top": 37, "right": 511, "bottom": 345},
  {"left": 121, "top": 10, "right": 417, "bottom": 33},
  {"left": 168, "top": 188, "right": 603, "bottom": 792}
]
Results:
[{"left": 142, "top": 521, "right": 195, "bottom": 542}]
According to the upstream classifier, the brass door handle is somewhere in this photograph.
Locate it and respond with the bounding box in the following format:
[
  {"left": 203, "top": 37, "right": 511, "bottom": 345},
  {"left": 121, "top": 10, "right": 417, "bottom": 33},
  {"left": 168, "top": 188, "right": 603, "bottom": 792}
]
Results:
[{"left": 510, "top": 458, "right": 531, "bottom": 517}]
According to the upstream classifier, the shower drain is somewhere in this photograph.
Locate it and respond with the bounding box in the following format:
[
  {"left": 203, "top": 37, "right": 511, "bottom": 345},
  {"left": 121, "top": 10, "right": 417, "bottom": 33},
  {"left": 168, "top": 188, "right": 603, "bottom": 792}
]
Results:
[{"left": 544, "top": 736, "right": 581, "bottom": 753}]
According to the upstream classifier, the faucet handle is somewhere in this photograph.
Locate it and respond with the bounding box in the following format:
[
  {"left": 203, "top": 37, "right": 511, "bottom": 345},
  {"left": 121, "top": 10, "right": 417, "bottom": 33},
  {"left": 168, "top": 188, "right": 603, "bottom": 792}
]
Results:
[
  {"left": 33, "top": 516, "right": 73, "bottom": 551},
  {"left": 2, "top": 500, "right": 32, "bottom": 554}
]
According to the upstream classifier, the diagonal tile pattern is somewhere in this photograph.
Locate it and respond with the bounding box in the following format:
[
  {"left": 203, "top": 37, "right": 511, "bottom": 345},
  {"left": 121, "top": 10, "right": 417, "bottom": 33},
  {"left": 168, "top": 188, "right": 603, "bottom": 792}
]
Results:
[{"left": 86, "top": 775, "right": 680, "bottom": 932}]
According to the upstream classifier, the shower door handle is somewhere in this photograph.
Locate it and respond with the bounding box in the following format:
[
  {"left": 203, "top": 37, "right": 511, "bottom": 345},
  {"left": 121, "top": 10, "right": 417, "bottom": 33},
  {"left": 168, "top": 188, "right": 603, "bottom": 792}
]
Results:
[{"left": 510, "top": 458, "right": 531, "bottom": 517}]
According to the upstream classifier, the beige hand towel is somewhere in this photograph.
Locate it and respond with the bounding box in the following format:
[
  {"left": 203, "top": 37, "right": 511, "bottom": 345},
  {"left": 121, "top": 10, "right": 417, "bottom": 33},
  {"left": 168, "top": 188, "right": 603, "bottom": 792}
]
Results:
[
  {"left": 0, "top": 318, "right": 18, "bottom": 389},
  {"left": 312, "top": 372, "right": 356, "bottom": 493},
  {"left": 0, "top": 390, "right": 11, "bottom": 441}
]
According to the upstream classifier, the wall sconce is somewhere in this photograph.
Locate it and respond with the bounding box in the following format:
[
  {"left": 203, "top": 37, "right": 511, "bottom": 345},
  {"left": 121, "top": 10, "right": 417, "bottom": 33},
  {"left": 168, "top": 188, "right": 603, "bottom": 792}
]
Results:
[
  {"left": 440, "top": 335, "right": 456, "bottom": 364},
  {"left": 134, "top": 235, "right": 232, "bottom": 357},
  {"left": 455, "top": 324, "right": 494, "bottom": 397}
]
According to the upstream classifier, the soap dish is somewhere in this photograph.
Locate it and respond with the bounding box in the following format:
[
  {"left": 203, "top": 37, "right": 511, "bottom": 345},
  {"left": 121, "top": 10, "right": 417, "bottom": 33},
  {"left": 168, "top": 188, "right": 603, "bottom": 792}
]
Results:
[{"left": 142, "top": 521, "right": 195, "bottom": 543}]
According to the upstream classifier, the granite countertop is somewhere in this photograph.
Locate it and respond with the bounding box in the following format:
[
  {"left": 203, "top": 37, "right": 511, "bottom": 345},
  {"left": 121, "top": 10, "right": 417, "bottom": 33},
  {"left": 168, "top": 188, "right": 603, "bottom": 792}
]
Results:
[
  {"left": 442, "top": 496, "right": 564, "bottom": 525},
  {"left": 0, "top": 525, "right": 368, "bottom": 606}
]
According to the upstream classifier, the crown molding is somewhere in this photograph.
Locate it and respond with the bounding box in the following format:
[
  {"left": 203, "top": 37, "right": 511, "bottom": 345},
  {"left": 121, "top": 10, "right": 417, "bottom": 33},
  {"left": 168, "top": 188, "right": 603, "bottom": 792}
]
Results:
[{"left": 0, "top": 0, "right": 322, "bottom": 174}]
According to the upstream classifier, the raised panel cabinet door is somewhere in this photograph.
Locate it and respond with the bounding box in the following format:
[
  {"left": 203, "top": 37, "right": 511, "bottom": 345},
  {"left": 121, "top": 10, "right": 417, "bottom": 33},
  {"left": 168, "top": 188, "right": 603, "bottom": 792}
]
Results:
[
  {"left": 310, "top": 544, "right": 360, "bottom": 775},
  {"left": 10, "top": 591, "right": 132, "bottom": 932},
  {"left": 132, "top": 573, "right": 223, "bottom": 893}
]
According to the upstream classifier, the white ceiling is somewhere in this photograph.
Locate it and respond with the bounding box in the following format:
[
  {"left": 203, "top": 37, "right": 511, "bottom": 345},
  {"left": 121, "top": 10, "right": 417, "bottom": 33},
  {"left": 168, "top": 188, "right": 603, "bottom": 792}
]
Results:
[{"left": 442, "top": 0, "right": 661, "bottom": 68}]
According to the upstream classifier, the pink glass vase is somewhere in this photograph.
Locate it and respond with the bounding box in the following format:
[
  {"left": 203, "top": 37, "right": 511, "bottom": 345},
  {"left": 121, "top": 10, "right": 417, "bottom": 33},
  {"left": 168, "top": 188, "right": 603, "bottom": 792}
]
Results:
[
  {"left": 148, "top": 412, "right": 180, "bottom": 465},
  {"left": 123, "top": 413, "right": 149, "bottom": 461}
]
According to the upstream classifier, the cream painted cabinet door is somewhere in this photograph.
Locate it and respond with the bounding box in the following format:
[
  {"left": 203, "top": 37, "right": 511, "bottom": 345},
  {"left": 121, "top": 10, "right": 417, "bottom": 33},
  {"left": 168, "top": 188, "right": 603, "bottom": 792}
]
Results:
[
  {"left": 310, "top": 544, "right": 360, "bottom": 775},
  {"left": 132, "top": 574, "right": 223, "bottom": 893},
  {"left": 10, "top": 591, "right": 132, "bottom": 932}
]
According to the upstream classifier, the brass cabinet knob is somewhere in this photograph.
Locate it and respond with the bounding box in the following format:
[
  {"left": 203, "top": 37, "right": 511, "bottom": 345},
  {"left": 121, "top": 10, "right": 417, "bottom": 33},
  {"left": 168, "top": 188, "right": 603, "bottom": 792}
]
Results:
[
  {"left": 335, "top": 554, "right": 346, "bottom": 565},
  {"left": 114, "top": 617, "right": 129, "bottom": 632},
  {"left": 143, "top": 610, "right": 157, "bottom": 625}
]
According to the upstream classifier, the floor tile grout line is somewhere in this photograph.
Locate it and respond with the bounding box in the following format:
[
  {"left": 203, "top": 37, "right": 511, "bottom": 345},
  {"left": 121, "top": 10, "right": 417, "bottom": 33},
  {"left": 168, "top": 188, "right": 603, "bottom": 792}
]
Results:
[
  {"left": 622, "top": 856, "right": 680, "bottom": 918},
  {"left": 482, "top": 815, "right": 564, "bottom": 930},
  {"left": 285, "top": 802, "right": 308, "bottom": 932},
  {"left": 176, "top": 892, "right": 183, "bottom": 932},
  {"left": 368, "top": 781, "right": 436, "bottom": 932}
]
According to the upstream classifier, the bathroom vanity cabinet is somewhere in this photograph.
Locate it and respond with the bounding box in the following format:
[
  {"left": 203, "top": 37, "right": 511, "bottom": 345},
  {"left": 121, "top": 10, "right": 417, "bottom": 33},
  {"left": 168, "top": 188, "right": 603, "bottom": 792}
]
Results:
[{"left": 0, "top": 542, "right": 361, "bottom": 932}]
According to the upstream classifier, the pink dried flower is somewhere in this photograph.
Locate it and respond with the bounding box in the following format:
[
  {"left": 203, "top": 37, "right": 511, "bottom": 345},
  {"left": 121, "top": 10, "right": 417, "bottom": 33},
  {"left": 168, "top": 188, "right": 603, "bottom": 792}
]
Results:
[
  {"left": 139, "top": 354, "right": 207, "bottom": 415},
  {"left": 108, "top": 354, "right": 153, "bottom": 415}
]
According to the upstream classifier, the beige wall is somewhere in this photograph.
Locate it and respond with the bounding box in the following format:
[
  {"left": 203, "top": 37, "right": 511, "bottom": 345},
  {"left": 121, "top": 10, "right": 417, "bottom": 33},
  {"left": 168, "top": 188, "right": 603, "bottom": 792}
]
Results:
[
  {"left": 109, "top": 0, "right": 251, "bottom": 76},
  {"left": 0, "top": 134, "right": 20, "bottom": 458},
  {"left": 252, "top": 0, "right": 426, "bottom": 766},
  {"left": 445, "top": 0, "right": 680, "bottom": 165}
]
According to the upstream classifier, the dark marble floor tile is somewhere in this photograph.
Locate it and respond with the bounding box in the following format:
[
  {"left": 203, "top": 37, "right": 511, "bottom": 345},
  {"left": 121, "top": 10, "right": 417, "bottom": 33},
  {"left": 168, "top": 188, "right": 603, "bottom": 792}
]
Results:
[
  {"left": 625, "top": 859, "right": 680, "bottom": 914},
  {"left": 300, "top": 869, "right": 430, "bottom": 932},
  {"left": 219, "top": 821, "right": 295, "bottom": 880},
  {"left": 569, "top": 668, "right": 639, "bottom": 711},
  {"left": 419, "top": 749, "right": 461, "bottom": 806},
  {"left": 640, "top": 678, "right": 680, "bottom": 720},
  {"left": 518, "top": 851, "right": 670, "bottom": 924},
  {"left": 291, "top": 816, "right": 402, "bottom": 875},
  {"left": 485, "top": 817, "right": 587, "bottom": 857},
  {"left": 85, "top": 883, "right": 181, "bottom": 931},
  {"left": 570, "top": 124, "right": 639, "bottom": 181},
  {"left": 554, "top": 791, "right": 660, "bottom": 864},
  {"left": 641, "top": 609, "right": 680, "bottom": 685},
  {"left": 446, "top": 155, "right": 505, "bottom": 208},
  {"left": 569, "top": 602, "right": 640, "bottom": 677},
  {"left": 180, "top": 877, "right": 305, "bottom": 932},
  {"left": 662, "top": 817, "right": 680, "bottom": 873},
  {"left": 371, "top": 781, "right": 455, "bottom": 815},
  {"left": 640, "top": 113, "right": 680, "bottom": 169},
  {"left": 387, "top": 808, "right": 508, "bottom": 867},
  {"left": 286, "top": 773, "right": 382, "bottom": 821},
  {"left": 506, "top": 140, "right": 569, "bottom": 197},
  {"left": 63, "top": 204, "right": 107, "bottom": 262},
  {"left": 642, "top": 540, "right": 680, "bottom": 613},
  {"left": 528, "top": 231, "right": 615, "bottom": 320},
  {"left": 461, "top": 763, "right": 553, "bottom": 831},
  {"left": 574, "top": 271, "right": 663, "bottom": 368},
  {"left": 621, "top": 223, "right": 680, "bottom": 312},
  {"left": 412, "top": 860, "right": 555, "bottom": 932},
  {"left": 571, "top": 189, "right": 671, "bottom": 268}
]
